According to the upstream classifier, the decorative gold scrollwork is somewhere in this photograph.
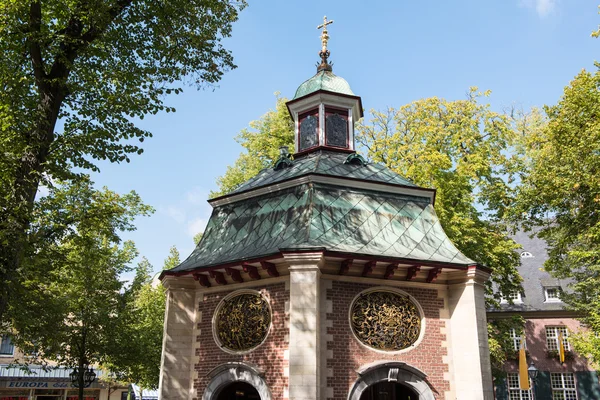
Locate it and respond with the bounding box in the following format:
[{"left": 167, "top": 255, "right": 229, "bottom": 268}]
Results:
[
  {"left": 350, "top": 291, "right": 421, "bottom": 351},
  {"left": 216, "top": 293, "right": 271, "bottom": 352}
]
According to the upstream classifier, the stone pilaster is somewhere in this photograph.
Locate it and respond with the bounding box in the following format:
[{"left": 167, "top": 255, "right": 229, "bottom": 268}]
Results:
[
  {"left": 159, "top": 276, "right": 199, "bottom": 400},
  {"left": 284, "top": 252, "right": 323, "bottom": 400},
  {"left": 447, "top": 266, "right": 493, "bottom": 400}
]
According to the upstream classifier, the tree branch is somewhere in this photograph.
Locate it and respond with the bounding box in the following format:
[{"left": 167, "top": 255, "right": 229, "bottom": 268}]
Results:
[{"left": 28, "top": 1, "right": 46, "bottom": 90}]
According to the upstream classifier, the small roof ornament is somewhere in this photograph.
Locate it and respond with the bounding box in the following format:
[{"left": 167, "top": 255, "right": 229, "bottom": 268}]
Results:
[{"left": 316, "top": 16, "right": 334, "bottom": 72}]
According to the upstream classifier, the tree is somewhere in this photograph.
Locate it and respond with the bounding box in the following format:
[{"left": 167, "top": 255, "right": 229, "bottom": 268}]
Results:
[
  {"left": 513, "top": 68, "right": 600, "bottom": 367},
  {"left": 106, "top": 256, "right": 166, "bottom": 393},
  {"left": 211, "top": 95, "right": 294, "bottom": 197},
  {"left": 356, "top": 88, "right": 522, "bottom": 296},
  {"left": 163, "top": 245, "right": 181, "bottom": 271},
  {"left": 9, "top": 177, "right": 152, "bottom": 400},
  {"left": 193, "top": 232, "right": 204, "bottom": 246},
  {"left": 0, "top": 0, "right": 247, "bottom": 323}
]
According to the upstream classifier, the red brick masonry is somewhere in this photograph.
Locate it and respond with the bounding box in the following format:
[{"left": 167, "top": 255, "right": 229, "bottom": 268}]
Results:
[
  {"left": 326, "top": 281, "right": 450, "bottom": 400},
  {"left": 193, "top": 283, "right": 289, "bottom": 400}
]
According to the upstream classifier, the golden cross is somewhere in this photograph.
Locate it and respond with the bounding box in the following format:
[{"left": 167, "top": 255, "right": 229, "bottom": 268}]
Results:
[{"left": 317, "top": 16, "right": 334, "bottom": 52}]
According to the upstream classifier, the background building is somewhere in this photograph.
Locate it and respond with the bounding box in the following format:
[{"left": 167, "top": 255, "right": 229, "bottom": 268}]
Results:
[
  {"left": 0, "top": 340, "right": 129, "bottom": 400},
  {"left": 489, "top": 230, "right": 600, "bottom": 400}
]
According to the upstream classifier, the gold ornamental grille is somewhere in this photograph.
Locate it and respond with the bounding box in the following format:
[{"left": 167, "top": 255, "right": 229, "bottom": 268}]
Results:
[
  {"left": 215, "top": 293, "right": 271, "bottom": 351},
  {"left": 350, "top": 290, "right": 421, "bottom": 351}
]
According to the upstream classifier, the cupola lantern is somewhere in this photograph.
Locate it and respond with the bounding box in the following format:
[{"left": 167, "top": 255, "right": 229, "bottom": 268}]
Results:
[{"left": 286, "top": 16, "right": 363, "bottom": 155}]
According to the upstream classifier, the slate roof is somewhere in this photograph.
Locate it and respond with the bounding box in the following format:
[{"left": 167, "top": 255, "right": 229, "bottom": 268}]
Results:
[
  {"left": 293, "top": 70, "right": 354, "bottom": 99},
  {"left": 226, "top": 150, "right": 418, "bottom": 197},
  {"left": 172, "top": 183, "right": 475, "bottom": 272},
  {"left": 490, "top": 228, "right": 572, "bottom": 313}
]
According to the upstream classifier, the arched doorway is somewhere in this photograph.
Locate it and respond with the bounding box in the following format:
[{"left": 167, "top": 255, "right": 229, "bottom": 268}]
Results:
[
  {"left": 359, "top": 381, "right": 419, "bottom": 400},
  {"left": 202, "top": 362, "right": 272, "bottom": 400},
  {"left": 348, "top": 361, "right": 435, "bottom": 400},
  {"left": 217, "top": 381, "right": 260, "bottom": 400}
]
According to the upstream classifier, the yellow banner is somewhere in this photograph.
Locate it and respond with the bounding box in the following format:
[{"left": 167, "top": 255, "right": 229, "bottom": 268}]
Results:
[
  {"left": 519, "top": 336, "right": 530, "bottom": 390},
  {"left": 559, "top": 332, "right": 565, "bottom": 363}
]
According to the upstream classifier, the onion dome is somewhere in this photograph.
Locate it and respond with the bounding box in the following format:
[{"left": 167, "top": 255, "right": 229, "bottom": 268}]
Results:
[{"left": 293, "top": 70, "right": 354, "bottom": 100}]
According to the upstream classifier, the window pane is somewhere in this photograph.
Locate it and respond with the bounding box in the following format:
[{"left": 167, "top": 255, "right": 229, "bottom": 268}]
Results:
[{"left": 0, "top": 335, "right": 14, "bottom": 355}]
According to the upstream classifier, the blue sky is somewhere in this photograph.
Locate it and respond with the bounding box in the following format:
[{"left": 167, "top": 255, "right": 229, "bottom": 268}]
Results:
[{"left": 87, "top": 0, "right": 600, "bottom": 274}]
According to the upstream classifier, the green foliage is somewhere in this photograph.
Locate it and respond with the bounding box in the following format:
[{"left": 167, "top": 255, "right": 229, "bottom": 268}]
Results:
[
  {"left": 163, "top": 246, "right": 181, "bottom": 270},
  {"left": 107, "top": 258, "right": 166, "bottom": 390},
  {"left": 513, "top": 68, "right": 600, "bottom": 366},
  {"left": 211, "top": 95, "right": 294, "bottom": 197},
  {"left": 8, "top": 178, "right": 152, "bottom": 390},
  {"left": 0, "top": 0, "right": 246, "bottom": 323},
  {"left": 355, "top": 88, "right": 522, "bottom": 298},
  {"left": 193, "top": 232, "right": 204, "bottom": 246},
  {"left": 487, "top": 317, "right": 525, "bottom": 379}
]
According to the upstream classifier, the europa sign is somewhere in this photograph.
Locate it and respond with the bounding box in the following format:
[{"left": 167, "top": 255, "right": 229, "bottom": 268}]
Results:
[{"left": 6, "top": 381, "right": 75, "bottom": 388}]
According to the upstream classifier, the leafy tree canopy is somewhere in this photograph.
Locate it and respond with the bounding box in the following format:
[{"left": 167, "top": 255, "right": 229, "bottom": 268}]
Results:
[
  {"left": 356, "top": 88, "right": 522, "bottom": 297},
  {"left": 0, "top": 0, "right": 246, "bottom": 323},
  {"left": 8, "top": 177, "right": 152, "bottom": 399},
  {"left": 513, "top": 68, "right": 600, "bottom": 367}
]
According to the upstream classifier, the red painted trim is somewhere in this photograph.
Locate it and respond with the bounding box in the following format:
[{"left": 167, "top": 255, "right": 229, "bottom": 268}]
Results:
[
  {"left": 324, "top": 106, "right": 351, "bottom": 150},
  {"left": 384, "top": 263, "right": 399, "bottom": 279},
  {"left": 362, "top": 261, "right": 376, "bottom": 277},
  {"left": 297, "top": 108, "right": 320, "bottom": 152},
  {"left": 242, "top": 263, "right": 261, "bottom": 280},
  {"left": 286, "top": 89, "right": 364, "bottom": 119},
  {"left": 209, "top": 270, "right": 227, "bottom": 285},
  {"left": 225, "top": 267, "right": 244, "bottom": 283},
  {"left": 159, "top": 251, "right": 485, "bottom": 281},
  {"left": 260, "top": 261, "right": 280, "bottom": 278},
  {"left": 323, "top": 250, "right": 473, "bottom": 270},
  {"left": 426, "top": 267, "right": 442, "bottom": 283},
  {"left": 193, "top": 273, "right": 211, "bottom": 288},
  {"left": 339, "top": 259, "right": 353, "bottom": 275},
  {"left": 405, "top": 266, "right": 421, "bottom": 281}
]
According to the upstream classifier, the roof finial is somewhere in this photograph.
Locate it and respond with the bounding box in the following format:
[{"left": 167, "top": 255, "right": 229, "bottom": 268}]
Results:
[{"left": 316, "top": 16, "right": 334, "bottom": 72}]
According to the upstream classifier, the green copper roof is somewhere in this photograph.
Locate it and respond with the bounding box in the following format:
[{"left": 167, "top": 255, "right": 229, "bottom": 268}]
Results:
[
  {"left": 293, "top": 70, "right": 354, "bottom": 99},
  {"left": 171, "top": 183, "right": 474, "bottom": 272},
  {"left": 228, "top": 150, "right": 418, "bottom": 196}
]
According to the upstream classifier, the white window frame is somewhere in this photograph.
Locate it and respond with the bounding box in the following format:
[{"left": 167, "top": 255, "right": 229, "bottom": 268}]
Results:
[
  {"left": 501, "top": 290, "right": 523, "bottom": 304},
  {"left": 507, "top": 372, "right": 533, "bottom": 399},
  {"left": 0, "top": 334, "right": 14, "bottom": 357},
  {"left": 546, "top": 326, "right": 570, "bottom": 352},
  {"left": 550, "top": 372, "right": 577, "bottom": 399},
  {"left": 509, "top": 328, "right": 527, "bottom": 351},
  {"left": 545, "top": 287, "right": 562, "bottom": 302},
  {"left": 520, "top": 251, "right": 534, "bottom": 258}
]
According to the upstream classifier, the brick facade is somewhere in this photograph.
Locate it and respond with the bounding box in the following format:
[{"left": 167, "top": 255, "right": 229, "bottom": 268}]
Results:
[
  {"left": 325, "top": 280, "right": 450, "bottom": 400},
  {"left": 193, "top": 283, "right": 289, "bottom": 400},
  {"left": 504, "top": 318, "right": 590, "bottom": 373}
]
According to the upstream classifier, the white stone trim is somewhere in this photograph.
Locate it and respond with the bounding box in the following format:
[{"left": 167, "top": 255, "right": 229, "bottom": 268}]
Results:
[
  {"left": 202, "top": 362, "right": 272, "bottom": 400},
  {"left": 347, "top": 361, "right": 435, "bottom": 400},
  {"left": 347, "top": 286, "right": 426, "bottom": 355},
  {"left": 211, "top": 289, "right": 273, "bottom": 356}
]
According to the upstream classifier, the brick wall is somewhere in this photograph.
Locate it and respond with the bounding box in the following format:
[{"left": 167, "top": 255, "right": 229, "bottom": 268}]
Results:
[
  {"left": 193, "top": 283, "right": 289, "bottom": 400},
  {"left": 326, "top": 281, "right": 449, "bottom": 400},
  {"left": 504, "top": 317, "right": 593, "bottom": 373}
]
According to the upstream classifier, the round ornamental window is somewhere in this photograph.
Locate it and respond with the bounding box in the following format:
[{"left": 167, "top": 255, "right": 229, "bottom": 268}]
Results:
[
  {"left": 214, "top": 292, "right": 271, "bottom": 352},
  {"left": 350, "top": 290, "right": 421, "bottom": 351}
]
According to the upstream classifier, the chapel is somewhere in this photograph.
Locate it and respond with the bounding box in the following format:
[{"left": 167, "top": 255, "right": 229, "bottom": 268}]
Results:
[{"left": 159, "top": 17, "right": 494, "bottom": 400}]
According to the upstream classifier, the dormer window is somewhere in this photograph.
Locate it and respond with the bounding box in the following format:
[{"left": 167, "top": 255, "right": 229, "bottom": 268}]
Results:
[
  {"left": 298, "top": 109, "right": 319, "bottom": 151},
  {"left": 520, "top": 251, "right": 533, "bottom": 258},
  {"left": 500, "top": 291, "right": 522, "bottom": 304},
  {"left": 545, "top": 287, "right": 562, "bottom": 302},
  {"left": 325, "top": 107, "right": 349, "bottom": 148}
]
